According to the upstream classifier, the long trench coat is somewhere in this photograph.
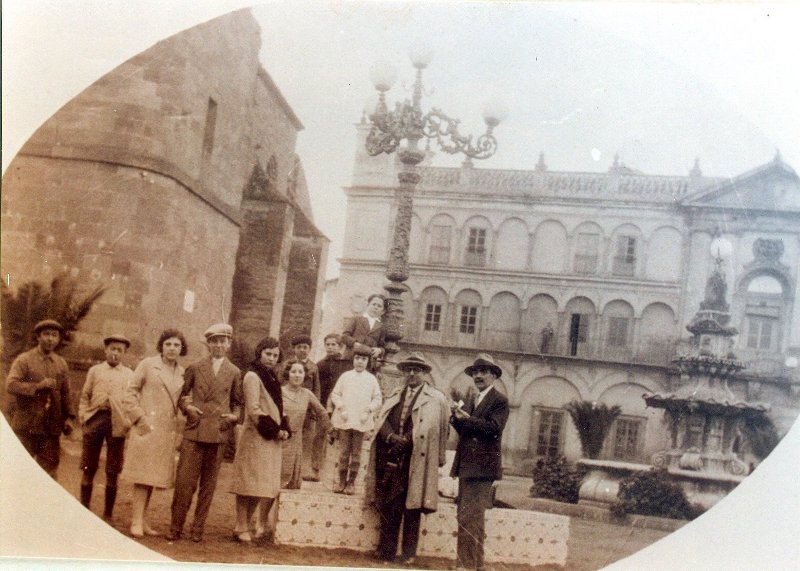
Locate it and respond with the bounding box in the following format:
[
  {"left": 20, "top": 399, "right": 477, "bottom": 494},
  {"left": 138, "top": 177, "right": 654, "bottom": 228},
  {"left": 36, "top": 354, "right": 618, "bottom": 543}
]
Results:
[
  {"left": 364, "top": 382, "right": 449, "bottom": 513},
  {"left": 121, "top": 355, "right": 184, "bottom": 488},
  {"left": 229, "top": 371, "right": 282, "bottom": 498}
]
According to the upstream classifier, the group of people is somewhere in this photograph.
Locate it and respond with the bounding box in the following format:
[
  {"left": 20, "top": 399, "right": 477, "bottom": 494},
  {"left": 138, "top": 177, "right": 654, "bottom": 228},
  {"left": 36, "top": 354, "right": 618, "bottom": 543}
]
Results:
[{"left": 5, "top": 290, "right": 510, "bottom": 571}]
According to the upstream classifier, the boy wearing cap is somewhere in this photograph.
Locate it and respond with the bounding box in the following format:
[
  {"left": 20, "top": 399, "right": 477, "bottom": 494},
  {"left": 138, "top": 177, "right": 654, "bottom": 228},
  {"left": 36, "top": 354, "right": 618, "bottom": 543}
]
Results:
[
  {"left": 329, "top": 345, "right": 383, "bottom": 494},
  {"left": 168, "top": 323, "right": 243, "bottom": 542},
  {"left": 78, "top": 334, "right": 134, "bottom": 521},
  {"left": 5, "top": 319, "right": 76, "bottom": 478}
]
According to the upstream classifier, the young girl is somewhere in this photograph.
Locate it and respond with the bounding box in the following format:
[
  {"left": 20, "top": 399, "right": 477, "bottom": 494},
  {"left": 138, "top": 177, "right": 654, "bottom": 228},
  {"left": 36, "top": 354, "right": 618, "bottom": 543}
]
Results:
[{"left": 280, "top": 360, "right": 331, "bottom": 489}]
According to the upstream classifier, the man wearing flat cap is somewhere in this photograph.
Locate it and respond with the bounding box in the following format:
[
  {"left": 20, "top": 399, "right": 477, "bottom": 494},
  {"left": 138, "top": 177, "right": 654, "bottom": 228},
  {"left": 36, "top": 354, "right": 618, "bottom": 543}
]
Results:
[
  {"left": 5, "top": 319, "right": 76, "bottom": 479},
  {"left": 168, "top": 323, "right": 243, "bottom": 542},
  {"left": 450, "top": 353, "right": 509, "bottom": 571},
  {"left": 366, "top": 352, "right": 449, "bottom": 565},
  {"left": 78, "top": 334, "right": 134, "bottom": 521}
]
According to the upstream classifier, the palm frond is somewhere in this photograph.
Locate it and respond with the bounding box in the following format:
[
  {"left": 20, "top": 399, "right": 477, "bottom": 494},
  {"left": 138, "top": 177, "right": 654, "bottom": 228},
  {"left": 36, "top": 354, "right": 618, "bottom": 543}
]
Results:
[{"left": 564, "top": 400, "right": 622, "bottom": 459}]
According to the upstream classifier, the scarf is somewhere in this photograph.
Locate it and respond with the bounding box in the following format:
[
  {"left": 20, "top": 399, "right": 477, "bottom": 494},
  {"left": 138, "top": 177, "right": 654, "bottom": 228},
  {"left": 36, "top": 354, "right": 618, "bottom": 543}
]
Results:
[{"left": 250, "top": 360, "right": 283, "bottom": 415}]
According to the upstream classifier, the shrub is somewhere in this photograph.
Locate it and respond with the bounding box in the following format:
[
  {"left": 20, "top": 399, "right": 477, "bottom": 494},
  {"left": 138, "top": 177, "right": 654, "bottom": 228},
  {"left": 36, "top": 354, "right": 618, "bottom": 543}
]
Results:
[
  {"left": 611, "top": 468, "right": 701, "bottom": 520},
  {"left": 530, "top": 456, "right": 586, "bottom": 503}
]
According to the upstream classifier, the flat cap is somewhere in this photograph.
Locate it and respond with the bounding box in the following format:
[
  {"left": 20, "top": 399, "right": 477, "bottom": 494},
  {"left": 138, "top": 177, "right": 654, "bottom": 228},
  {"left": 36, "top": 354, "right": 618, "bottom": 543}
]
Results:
[
  {"left": 204, "top": 323, "right": 233, "bottom": 340},
  {"left": 33, "top": 319, "right": 64, "bottom": 335},
  {"left": 103, "top": 334, "right": 131, "bottom": 348}
]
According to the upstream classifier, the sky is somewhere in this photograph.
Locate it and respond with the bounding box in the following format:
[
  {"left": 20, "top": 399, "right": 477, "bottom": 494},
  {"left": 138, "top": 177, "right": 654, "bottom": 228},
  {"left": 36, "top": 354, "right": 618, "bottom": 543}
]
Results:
[
  {"left": 3, "top": 3, "right": 800, "bottom": 566},
  {"left": 4, "top": 1, "right": 800, "bottom": 280}
]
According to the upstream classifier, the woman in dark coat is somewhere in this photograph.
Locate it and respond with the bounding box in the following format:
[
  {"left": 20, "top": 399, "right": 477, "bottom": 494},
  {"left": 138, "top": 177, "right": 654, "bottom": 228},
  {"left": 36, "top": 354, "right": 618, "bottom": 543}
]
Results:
[{"left": 229, "top": 337, "right": 290, "bottom": 543}]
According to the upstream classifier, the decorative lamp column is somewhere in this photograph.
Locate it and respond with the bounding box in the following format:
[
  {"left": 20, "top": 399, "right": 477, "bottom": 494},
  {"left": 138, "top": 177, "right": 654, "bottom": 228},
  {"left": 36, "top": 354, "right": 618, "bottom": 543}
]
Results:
[{"left": 365, "top": 50, "right": 506, "bottom": 363}]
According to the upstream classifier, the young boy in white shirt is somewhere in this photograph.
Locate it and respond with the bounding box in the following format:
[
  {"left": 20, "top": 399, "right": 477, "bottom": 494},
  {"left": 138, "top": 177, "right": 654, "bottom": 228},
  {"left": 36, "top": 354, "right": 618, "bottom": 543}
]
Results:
[{"left": 329, "top": 345, "right": 382, "bottom": 494}]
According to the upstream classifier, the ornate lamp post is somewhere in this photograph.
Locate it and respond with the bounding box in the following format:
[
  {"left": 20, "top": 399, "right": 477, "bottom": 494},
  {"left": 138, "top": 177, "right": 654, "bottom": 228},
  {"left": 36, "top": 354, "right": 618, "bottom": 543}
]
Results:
[{"left": 365, "top": 50, "right": 505, "bottom": 363}]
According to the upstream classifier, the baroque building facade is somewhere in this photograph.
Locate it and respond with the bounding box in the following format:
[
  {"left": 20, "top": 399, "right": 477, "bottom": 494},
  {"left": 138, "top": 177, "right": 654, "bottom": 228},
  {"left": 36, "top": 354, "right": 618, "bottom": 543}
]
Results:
[
  {"left": 1, "top": 10, "right": 328, "bottom": 364},
  {"left": 324, "top": 121, "right": 800, "bottom": 475}
]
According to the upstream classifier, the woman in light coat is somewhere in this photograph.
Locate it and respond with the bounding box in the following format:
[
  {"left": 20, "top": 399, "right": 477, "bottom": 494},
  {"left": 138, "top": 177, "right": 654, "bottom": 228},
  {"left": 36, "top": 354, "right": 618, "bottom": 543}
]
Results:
[
  {"left": 122, "top": 328, "right": 187, "bottom": 538},
  {"left": 230, "top": 337, "right": 290, "bottom": 543}
]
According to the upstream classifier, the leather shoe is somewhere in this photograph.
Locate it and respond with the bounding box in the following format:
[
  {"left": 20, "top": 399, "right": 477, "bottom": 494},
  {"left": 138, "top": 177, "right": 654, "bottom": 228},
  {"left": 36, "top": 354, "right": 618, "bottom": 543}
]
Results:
[
  {"left": 234, "top": 531, "right": 252, "bottom": 543},
  {"left": 166, "top": 530, "right": 181, "bottom": 541},
  {"left": 190, "top": 532, "right": 202, "bottom": 543},
  {"left": 343, "top": 482, "right": 355, "bottom": 495},
  {"left": 398, "top": 555, "right": 417, "bottom": 566},
  {"left": 143, "top": 523, "right": 161, "bottom": 537},
  {"left": 130, "top": 524, "right": 144, "bottom": 538}
]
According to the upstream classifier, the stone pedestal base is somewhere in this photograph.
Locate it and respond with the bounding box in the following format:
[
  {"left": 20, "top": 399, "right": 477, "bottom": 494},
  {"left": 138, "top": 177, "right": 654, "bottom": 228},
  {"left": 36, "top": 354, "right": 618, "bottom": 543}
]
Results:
[{"left": 276, "top": 490, "right": 569, "bottom": 566}]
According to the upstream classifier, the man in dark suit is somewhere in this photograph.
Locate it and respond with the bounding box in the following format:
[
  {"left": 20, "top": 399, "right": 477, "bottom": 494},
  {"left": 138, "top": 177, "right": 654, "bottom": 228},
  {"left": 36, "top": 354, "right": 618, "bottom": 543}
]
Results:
[
  {"left": 450, "top": 353, "right": 509, "bottom": 571},
  {"left": 168, "top": 323, "right": 243, "bottom": 542}
]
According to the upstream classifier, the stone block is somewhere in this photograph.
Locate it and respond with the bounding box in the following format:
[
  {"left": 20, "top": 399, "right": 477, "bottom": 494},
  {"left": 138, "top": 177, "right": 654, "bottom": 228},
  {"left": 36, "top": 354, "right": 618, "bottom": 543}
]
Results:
[{"left": 275, "top": 489, "right": 569, "bottom": 566}]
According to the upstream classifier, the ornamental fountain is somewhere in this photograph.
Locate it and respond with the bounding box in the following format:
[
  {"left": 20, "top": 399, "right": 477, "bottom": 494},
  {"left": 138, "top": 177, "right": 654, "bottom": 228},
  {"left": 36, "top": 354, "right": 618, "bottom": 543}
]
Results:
[{"left": 643, "top": 253, "right": 770, "bottom": 508}]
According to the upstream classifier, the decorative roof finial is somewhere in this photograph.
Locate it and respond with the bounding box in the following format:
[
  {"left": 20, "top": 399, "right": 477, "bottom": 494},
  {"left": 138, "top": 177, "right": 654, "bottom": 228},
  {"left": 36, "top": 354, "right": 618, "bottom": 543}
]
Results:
[
  {"left": 690, "top": 157, "right": 702, "bottom": 178},
  {"left": 535, "top": 152, "right": 547, "bottom": 172},
  {"left": 609, "top": 152, "right": 621, "bottom": 174},
  {"left": 774, "top": 148, "right": 783, "bottom": 163}
]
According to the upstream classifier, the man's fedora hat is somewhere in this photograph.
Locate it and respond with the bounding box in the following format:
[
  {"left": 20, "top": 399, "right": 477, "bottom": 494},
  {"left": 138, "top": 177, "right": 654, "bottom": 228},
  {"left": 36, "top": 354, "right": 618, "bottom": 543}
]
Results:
[
  {"left": 397, "top": 351, "right": 432, "bottom": 373},
  {"left": 103, "top": 334, "right": 131, "bottom": 348},
  {"left": 33, "top": 319, "right": 65, "bottom": 335},
  {"left": 464, "top": 353, "right": 502, "bottom": 378},
  {"left": 204, "top": 323, "right": 233, "bottom": 340}
]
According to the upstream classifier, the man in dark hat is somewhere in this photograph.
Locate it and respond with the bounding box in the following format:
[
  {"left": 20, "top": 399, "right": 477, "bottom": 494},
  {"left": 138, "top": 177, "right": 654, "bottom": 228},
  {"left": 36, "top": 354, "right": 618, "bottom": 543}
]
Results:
[
  {"left": 78, "top": 334, "right": 134, "bottom": 521},
  {"left": 5, "top": 319, "right": 76, "bottom": 478},
  {"left": 450, "top": 353, "right": 509, "bottom": 571},
  {"left": 168, "top": 323, "right": 243, "bottom": 542},
  {"left": 366, "top": 351, "right": 449, "bottom": 565}
]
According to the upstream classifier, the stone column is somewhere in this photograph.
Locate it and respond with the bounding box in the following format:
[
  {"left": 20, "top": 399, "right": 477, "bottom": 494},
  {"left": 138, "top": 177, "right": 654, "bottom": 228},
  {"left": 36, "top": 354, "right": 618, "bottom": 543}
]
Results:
[
  {"left": 280, "top": 233, "right": 329, "bottom": 344},
  {"left": 229, "top": 198, "right": 295, "bottom": 364}
]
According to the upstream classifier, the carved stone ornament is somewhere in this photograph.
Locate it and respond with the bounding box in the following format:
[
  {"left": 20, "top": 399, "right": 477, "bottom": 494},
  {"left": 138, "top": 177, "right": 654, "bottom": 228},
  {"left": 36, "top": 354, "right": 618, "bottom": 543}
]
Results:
[{"left": 753, "top": 238, "right": 783, "bottom": 262}]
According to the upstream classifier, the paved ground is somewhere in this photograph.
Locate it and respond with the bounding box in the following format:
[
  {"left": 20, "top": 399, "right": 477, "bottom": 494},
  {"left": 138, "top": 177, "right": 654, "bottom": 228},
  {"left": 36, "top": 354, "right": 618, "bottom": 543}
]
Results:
[{"left": 52, "top": 438, "right": 671, "bottom": 570}]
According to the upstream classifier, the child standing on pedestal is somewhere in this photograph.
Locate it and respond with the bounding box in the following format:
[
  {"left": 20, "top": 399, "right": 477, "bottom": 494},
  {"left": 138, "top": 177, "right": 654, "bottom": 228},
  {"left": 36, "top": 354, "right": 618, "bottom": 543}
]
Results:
[{"left": 329, "top": 345, "right": 382, "bottom": 494}]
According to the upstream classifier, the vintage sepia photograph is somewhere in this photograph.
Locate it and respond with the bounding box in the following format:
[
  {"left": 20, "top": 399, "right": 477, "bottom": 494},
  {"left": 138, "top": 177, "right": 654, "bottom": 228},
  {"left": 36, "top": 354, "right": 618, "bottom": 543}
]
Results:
[{"left": 2, "top": 1, "right": 799, "bottom": 570}]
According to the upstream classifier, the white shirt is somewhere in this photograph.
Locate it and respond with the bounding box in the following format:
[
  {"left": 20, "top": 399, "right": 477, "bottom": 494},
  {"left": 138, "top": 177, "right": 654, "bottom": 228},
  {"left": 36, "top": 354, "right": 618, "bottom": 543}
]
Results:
[
  {"left": 212, "top": 357, "right": 224, "bottom": 376},
  {"left": 475, "top": 385, "right": 493, "bottom": 408},
  {"left": 363, "top": 313, "right": 380, "bottom": 331}
]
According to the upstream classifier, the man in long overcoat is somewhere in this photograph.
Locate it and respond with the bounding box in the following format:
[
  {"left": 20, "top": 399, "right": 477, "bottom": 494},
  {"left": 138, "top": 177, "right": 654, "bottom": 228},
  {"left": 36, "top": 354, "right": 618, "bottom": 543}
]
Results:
[
  {"left": 365, "top": 352, "right": 449, "bottom": 565},
  {"left": 450, "top": 353, "right": 509, "bottom": 571},
  {"left": 168, "top": 323, "right": 242, "bottom": 541}
]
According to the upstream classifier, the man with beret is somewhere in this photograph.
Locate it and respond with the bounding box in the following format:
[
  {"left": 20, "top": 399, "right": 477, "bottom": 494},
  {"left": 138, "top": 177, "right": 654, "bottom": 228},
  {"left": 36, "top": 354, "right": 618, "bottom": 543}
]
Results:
[
  {"left": 78, "top": 334, "right": 134, "bottom": 521},
  {"left": 450, "top": 353, "right": 509, "bottom": 571},
  {"left": 278, "top": 333, "right": 321, "bottom": 481},
  {"left": 5, "top": 319, "right": 76, "bottom": 478},
  {"left": 168, "top": 323, "right": 243, "bottom": 542},
  {"left": 366, "top": 352, "right": 449, "bottom": 565}
]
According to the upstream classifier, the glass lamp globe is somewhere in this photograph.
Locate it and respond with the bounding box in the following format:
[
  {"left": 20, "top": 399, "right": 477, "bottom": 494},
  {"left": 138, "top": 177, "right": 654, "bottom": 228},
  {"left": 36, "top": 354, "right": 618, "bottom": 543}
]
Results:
[
  {"left": 409, "top": 45, "right": 434, "bottom": 69},
  {"left": 369, "top": 61, "right": 398, "bottom": 93},
  {"left": 481, "top": 97, "right": 509, "bottom": 128},
  {"left": 710, "top": 236, "right": 733, "bottom": 259}
]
